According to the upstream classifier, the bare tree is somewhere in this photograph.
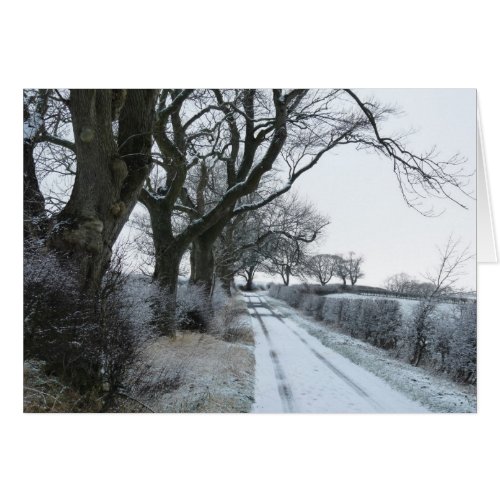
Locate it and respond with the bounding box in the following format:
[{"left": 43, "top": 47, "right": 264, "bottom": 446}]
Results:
[
  {"left": 264, "top": 238, "right": 307, "bottom": 286},
  {"left": 333, "top": 256, "right": 350, "bottom": 286},
  {"left": 423, "top": 236, "right": 473, "bottom": 298},
  {"left": 410, "top": 236, "right": 473, "bottom": 366},
  {"left": 305, "top": 254, "right": 343, "bottom": 286},
  {"left": 138, "top": 88, "right": 470, "bottom": 333},
  {"left": 140, "top": 89, "right": 346, "bottom": 331},
  {"left": 213, "top": 192, "right": 329, "bottom": 290},
  {"left": 261, "top": 195, "right": 329, "bottom": 285},
  {"left": 384, "top": 273, "right": 437, "bottom": 297},
  {"left": 227, "top": 213, "right": 272, "bottom": 292},
  {"left": 28, "top": 88, "right": 472, "bottom": 336},
  {"left": 346, "top": 252, "right": 364, "bottom": 285},
  {"left": 384, "top": 273, "right": 415, "bottom": 294}
]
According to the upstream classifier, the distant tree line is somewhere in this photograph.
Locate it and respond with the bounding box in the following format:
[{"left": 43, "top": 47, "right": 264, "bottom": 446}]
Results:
[{"left": 303, "top": 252, "right": 364, "bottom": 286}]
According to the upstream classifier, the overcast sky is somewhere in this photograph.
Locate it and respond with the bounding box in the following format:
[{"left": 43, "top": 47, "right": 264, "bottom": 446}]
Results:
[{"left": 279, "top": 89, "right": 476, "bottom": 290}]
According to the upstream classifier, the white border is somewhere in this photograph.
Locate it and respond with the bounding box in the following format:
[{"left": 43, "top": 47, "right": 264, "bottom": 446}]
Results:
[{"left": 2, "top": 2, "right": 499, "bottom": 499}]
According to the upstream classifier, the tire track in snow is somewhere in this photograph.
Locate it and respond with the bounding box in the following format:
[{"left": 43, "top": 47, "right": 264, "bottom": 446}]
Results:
[
  {"left": 247, "top": 298, "right": 295, "bottom": 412},
  {"left": 255, "top": 294, "right": 384, "bottom": 411}
]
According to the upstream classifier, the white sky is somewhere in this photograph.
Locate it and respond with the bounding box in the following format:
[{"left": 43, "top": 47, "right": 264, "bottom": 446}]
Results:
[{"left": 277, "top": 89, "right": 476, "bottom": 290}]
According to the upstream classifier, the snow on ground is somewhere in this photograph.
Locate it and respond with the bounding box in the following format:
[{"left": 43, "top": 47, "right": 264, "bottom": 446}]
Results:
[
  {"left": 267, "top": 293, "right": 476, "bottom": 413},
  {"left": 128, "top": 330, "right": 254, "bottom": 413},
  {"left": 324, "top": 292, "right": 454, "bottom": 318},
  {"left": 245, "top": 293, "right": 428, "bottom": 413}
]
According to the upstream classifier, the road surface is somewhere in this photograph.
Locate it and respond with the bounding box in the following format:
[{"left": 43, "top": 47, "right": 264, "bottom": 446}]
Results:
[{"left": 245, "top": 292, "right": 427, "bottom": 413}]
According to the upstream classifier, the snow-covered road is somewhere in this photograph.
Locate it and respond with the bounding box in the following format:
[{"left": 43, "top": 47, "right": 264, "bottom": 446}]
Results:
[{"left": 245, "top": 293, "right": 427, "bottom": 413}]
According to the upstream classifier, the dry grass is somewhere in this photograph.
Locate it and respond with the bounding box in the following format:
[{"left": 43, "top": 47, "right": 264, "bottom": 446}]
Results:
[
  {"left": 126, "top": 330, "right": 255, "bottom": 413},
  {"left": 123, "top": 293, "right": 256, "bottom": 413},
  {"left": 24, "top": 292, "right": 256, "bottom": 413},
  {"left": 209, "top": 295, "right": 254, "bottom": 345},
  {"left": 23, "top": 360, "right": 103, "bottom": 413}
]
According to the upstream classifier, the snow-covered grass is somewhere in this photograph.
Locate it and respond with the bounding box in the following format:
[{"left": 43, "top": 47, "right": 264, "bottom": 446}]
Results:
[
  {"left": 127, "top": 331, "right": 254, "bottom": 413},
  {"left": 265, "top": 294, "right": 476, "bottom": 413},
  {"left": 118, "top": 283, "right": 256, "bottom": 413},
  {"left": 324, "top": 292, "right": 453, "bottom": 319}
]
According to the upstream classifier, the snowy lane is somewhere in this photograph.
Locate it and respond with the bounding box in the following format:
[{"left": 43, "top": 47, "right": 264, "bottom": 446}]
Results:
[
  {"left": 249, "top": 305, "right": 295, "bottom": 412},
  {"left": 246, "top": 293, "right": 427, "bottom": 413}
]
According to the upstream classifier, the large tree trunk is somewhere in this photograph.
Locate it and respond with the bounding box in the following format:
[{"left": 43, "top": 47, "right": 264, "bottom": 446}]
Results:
[
  {"left": 190, "top": 217, "right": 229, "bottom": 295},
  {"left": 47, "top": 89, "right": 157, "bottom": 291},
  {"left": 214, "top": 220, "right": 238, "bottom": 294},
  {"left": 217, "top": 260, "right": 235, "bottom": 293},
  {"left": 190, "top": 236, "right": 215, "bottom": 294},
  {"left": 282, "top": 266, "right": 291, "bottom": 286},
  {"left": 244, "top": 266, "right": 256, "bottom": 291},
  {"left": 150, "top": 204, "right": 174, "bottom": 282},
  {"left": 154, "top": 214, "right": 231, "bottom": 330},
  {"left": 155, "top": 242, "right": 184, "bottom": 337},
  {"left": 147, "top": 200, "right": 188, "bottom": 336}
]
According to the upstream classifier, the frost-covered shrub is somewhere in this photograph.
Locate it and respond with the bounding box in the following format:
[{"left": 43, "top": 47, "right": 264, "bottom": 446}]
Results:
[
  {"left": 176, "top": 283, "right": 212, "bottom": 329},
  {"left": 209, "top": 282, "right": 254, "bottom": 343},
  {"left": 147, "top": 281, "right": 211, "bottom": 332},
  {"left": 426, "top": 303, "right": 476, "bottom": 383},
  {"left": 269, "top": 284, "right": 305, "bottom": 308},
  {"left": 312, "top": 296, "right": 402, "bottom": 349},
  {"left": 269, "top": 282, "right": 476, "bottom": 384},
  {"left": 24, "top": 243, "right": 142, "bottom": 402},
  {"left": 322, "top": 297, "right": 348, "bottom": 325},
  {"left": 211, "top": 279, "right": 230, "bottom": 311},
  {"left": 356, "top": 299, "right": 378, "bottom": 339},
  {"left": 209, "top": 295, "right": 254, "bottom": 345},
  {"left": 23, "top": 242, "right": 99, "bottom": 391},
  {"left": 96, "top": 265, "right": 146, "bottom": 405},
  {"left": 369, "top": 299, "right": 402, "bottom": 349},
  {"left": 399, "top": 300, "right": 476, "bottom": 382},
  {"left": 340, "top": 299, "right": 361, "bottom": 336},
  {"left": 447, "top": 303, "right": 476, "bottom": 383},
  {"left": 122, "top": 275, "right": 157, "bottom": 338},
  {"left": 146, "top": 279, "right": 238, "bottom": 334},
  {"left": 405, "top": 300, "right": 439, "bottom": 367},
  {"left": 301, "top": 294, "right": 325, "bottom": 319},
  {"left": 24, "top": 241, "right": 79, "bottom": 348}
]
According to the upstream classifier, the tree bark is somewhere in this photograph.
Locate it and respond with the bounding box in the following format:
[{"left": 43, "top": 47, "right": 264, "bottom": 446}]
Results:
[
  {"left": 140, "top": 89, "right": 296, "bottom": 333},
  {"left": 190, "top": 236, "right": 215, "bottom": 294},
  {"left": 145, "top": 197, "right": 189, "bottom": 335},
  {"left": 190, "top": 217, "right": 230, "bottom": 295},
  {"left": 217, "top": 261, "right": 235, "bottom": 293},
  {"left": 282, "top": 266, "right": 291, "bottom": 286},
  {"left": 154, "top": 242, "right": 184, "bottom": 337},
  {"left": 244, "top": 265, "right": 256, "bottom": 291},
  {"left": 47, "top": 89, "right": 157, "bottom": 291}
]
